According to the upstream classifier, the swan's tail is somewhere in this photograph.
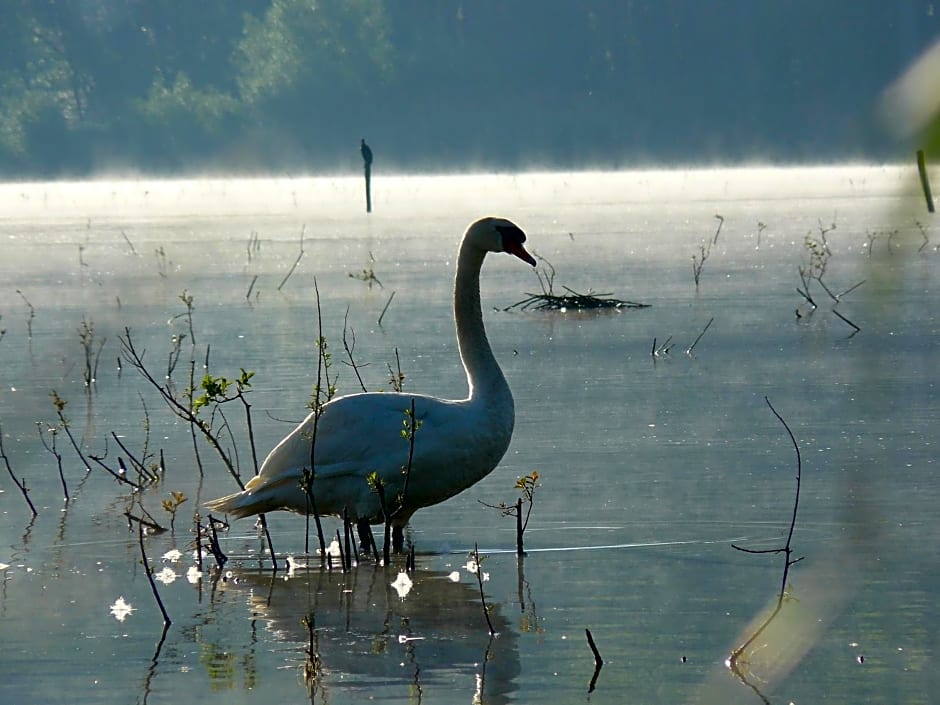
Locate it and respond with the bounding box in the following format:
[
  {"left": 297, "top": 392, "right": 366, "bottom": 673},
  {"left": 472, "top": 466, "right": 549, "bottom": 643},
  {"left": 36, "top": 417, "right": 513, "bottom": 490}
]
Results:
[{"left": 204, "top": 473, "right": 293, "bottom": 519}]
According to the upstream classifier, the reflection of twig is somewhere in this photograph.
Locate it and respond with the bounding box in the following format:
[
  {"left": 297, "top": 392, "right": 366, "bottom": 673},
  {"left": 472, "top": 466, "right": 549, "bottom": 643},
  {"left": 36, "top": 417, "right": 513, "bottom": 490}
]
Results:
[
  {"left": 471, "top": 544, "right": 496, "bottom": 635},
  {"left": 585, "top": 628, "right": 604, "bottom": 692},
  {"left": 203, "top": 515, "right": 229, "bottom": 570},
  {"left": 728, "top": 397, "right": 803, "bottom": 671},
  {"left": 302, "top": 613, "right": 324, "bottom": 696},
  {"left": 915, "top": 221, "right": 929, "bottom": 253}
]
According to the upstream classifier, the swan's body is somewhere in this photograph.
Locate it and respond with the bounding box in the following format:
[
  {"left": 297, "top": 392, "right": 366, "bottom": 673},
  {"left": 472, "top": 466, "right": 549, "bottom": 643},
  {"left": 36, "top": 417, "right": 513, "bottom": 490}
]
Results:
[{"left": 206, "top": 217, "right": 535, "bottom": 537}]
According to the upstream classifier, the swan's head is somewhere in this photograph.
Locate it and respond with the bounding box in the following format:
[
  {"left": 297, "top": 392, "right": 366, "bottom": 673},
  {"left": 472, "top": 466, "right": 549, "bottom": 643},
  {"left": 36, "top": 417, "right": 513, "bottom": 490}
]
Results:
[{"left": 466, "top": 217, "right": 536, "bottom": 266}]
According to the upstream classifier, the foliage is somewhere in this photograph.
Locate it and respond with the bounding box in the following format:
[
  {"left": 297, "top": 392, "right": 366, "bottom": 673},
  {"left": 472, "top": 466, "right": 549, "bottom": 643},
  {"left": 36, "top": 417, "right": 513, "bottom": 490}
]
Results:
[
  {"left": 1, "top": 2, "right": 933, "bottom": 175},
  {"left": 193, "top": 369, "right": 254, "bottom": 413}
]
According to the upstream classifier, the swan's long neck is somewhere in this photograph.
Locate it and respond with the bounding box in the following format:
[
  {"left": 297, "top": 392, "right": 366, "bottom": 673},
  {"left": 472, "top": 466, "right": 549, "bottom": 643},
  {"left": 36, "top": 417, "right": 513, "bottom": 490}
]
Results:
[{"left": 454, "top": 240, "right": 511, "bottom": 407}]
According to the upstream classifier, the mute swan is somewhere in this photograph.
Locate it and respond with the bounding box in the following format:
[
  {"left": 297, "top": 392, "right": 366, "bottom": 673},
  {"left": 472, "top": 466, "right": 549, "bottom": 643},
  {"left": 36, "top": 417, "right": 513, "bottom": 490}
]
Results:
[{"left": 206, "top": 217, "right": 535, "bottom": 550}]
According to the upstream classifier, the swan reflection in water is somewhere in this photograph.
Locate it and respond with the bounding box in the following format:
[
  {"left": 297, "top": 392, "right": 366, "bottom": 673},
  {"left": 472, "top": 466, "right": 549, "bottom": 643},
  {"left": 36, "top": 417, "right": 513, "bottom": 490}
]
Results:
[{"left": 217, "top": 562, "right": 520, "bottom": 702}]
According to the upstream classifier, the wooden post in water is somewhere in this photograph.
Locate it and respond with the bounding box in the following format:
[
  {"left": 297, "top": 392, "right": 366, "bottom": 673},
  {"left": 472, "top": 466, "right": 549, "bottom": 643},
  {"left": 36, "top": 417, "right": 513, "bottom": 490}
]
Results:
[
  {"left": 361, "top": 138, "right": 373, "bottom": 213},
  {"left": 916, "top": 149, "right": 934, "bottom": 213}
]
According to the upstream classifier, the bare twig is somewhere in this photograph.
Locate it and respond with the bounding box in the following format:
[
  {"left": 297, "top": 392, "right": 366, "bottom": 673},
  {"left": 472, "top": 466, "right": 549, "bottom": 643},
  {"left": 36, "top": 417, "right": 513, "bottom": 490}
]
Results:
[
  {"left": 16, "top": 289, "right": 35, "bottom": 338},
  {"left": 50, "top": 391, "right": 90, "bottom": 472},
  {"left": 37, "top": 423, "right": 68, "bottom": 501},
  {"left": 378, "top": 290, "right": 396, "bottom": 326},
  {"left": 585, "top": 628, "right": 604, "bottom": 692},
  {"left": 303, "top": 279, "right": 328, "bottom": 558},
  {"left": 341, "top": 306, "right": 369, "bottom": 393},
  {"left": 686, "top": 317, "right": 714, "bottom": 356},
  {"left": 138, "top": 524, "right": 172, "bottom": 627},
  {"left": 121, "top": 230, "right": 138, "bottom": 255},
  {"left": 832, "top": 309, "right": 861, "bottom": 333},
  {"left": 387, "top": 347, "right": 405, "bottom": 392},
  {"left": 728, "top": 397, "right": 803, "bottom": 670},
  {"left": 245, "top": 274, "right": 258, "bottom": 301},
  {"left": 278, "top": 224, "right": 306, "bottom": 291},
  {"left": 0, "top": 423, "right": 38, "bottom": 516}
]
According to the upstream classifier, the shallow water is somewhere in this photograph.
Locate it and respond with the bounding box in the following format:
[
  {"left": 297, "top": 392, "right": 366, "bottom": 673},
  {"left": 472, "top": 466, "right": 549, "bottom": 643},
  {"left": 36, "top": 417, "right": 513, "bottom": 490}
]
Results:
[{"left": 1, "top": 167, "right": 937, "bottom": 704}]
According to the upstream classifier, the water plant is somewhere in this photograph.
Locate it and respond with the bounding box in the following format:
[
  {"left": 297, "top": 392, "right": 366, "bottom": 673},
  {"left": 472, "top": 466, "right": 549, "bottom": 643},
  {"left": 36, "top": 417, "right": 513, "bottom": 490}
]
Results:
[
  {"left": 348, "top": 251, "right": 383, "bottom": 288},
  {"left": 16, "top": 289, "right": 35, "bottom": 339},
  {"left": 795, "top": 220, "right": 864, "bottom": 332},
  {"left": 691, "top": 214, "right": 724, "bottom": 287},
  {"left": 480, "top": 470, "right": 540, "bottom": 556},
  {"left": 78, "top": 317, "right": 106, "bottom": 388},
  {"left": 120, "top": 329, "right": 278, "bottom": 570},
  {"left": 161, "top": 491, "right": 188, "bottom": 532}
]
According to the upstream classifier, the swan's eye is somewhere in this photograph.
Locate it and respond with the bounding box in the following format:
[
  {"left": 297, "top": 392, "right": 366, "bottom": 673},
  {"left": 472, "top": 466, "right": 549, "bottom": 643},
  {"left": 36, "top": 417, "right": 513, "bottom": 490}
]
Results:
[{"left": 495, "top": 223, "right": 526, "bottom": 245}]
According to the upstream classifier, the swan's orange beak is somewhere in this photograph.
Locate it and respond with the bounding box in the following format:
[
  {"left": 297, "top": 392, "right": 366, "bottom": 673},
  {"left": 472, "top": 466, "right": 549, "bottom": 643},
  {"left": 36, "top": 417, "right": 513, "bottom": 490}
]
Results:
[{"left": 505, "top": 240, "right": 536, "bottom": 266}]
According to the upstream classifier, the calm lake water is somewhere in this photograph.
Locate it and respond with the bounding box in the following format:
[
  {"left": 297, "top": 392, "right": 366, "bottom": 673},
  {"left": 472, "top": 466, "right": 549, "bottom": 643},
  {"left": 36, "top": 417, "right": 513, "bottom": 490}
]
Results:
[{"left": 0, "top": 167, "right": 937, "bottom": 704}]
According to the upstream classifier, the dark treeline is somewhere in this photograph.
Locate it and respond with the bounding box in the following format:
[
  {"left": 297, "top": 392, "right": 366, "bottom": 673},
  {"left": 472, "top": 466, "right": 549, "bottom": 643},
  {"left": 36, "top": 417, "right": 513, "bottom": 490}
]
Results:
[{"left": 1, "top": 1, "right": 936, "bottom": 178}]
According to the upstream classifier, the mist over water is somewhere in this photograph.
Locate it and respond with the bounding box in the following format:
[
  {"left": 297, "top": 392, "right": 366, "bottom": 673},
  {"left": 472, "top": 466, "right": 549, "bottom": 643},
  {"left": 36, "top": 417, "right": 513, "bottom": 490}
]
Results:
[{"left": 0, "top": 165, "right": 937, "bottom": 704}]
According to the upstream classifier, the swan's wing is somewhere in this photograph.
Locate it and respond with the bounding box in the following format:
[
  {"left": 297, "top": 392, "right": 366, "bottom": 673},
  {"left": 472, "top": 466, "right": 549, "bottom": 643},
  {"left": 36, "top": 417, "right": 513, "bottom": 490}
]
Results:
[
  {"left": 253, "top": 391, "right": 507, "bottom": 512},
  {"left": 256, "top": 392, "right": 464, "bottom": 479}
]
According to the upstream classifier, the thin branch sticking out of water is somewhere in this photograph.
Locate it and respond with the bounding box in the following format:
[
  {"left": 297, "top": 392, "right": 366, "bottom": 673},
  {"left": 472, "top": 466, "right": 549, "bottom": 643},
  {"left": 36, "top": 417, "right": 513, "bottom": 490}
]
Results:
[
  {"left": 686, "top": 317, "right": 715, "bottom": 356},
  {"left": 378, "top": 290, "right": 396, "bottom": 326},
  {"left": 278, "top": 224, "right": 306, "bottom": 292},
  {"left": 138, "top": 523, "right": 172, "bottom": 627},
  {"left": 728, "top": 397, "right": 803, "bottom": 673},
  {"left": 0, "top": 423, "right": 38, "bottom": 517}
]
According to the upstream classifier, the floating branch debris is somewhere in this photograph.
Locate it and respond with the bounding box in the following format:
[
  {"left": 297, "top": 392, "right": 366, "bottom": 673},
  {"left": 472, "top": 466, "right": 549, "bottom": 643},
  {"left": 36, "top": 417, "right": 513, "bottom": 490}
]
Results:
[
  {"left": 505, "top": 255, "right": 648, "bottom": 312},
  {"left": 506, "top": 286, "right": 649, "bottom": 312}
]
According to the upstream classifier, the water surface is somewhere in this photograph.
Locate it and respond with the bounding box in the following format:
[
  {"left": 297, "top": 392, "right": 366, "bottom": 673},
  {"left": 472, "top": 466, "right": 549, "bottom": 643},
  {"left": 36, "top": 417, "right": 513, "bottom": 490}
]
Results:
[{"left": 0, "top": 167, "right": 937, "bottom": 704}]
